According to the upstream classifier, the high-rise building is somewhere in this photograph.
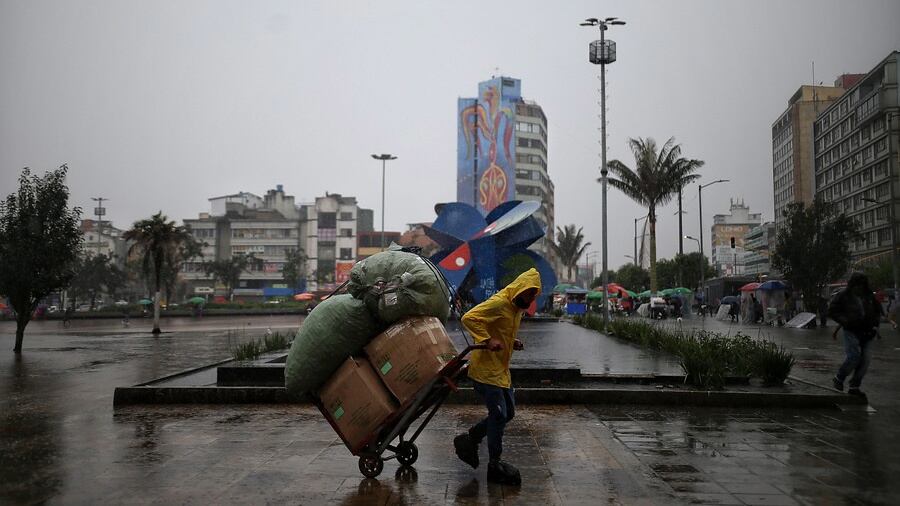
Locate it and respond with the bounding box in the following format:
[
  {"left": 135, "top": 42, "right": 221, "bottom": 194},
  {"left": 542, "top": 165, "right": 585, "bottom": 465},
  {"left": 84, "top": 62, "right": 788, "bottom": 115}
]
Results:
[
  {"left": 457, "top": 76, "right": 556, "bottom": 261},
  {"left": 711, "top": 199, "right": 762, "bottom": 276},
  {"left": 814, "top": 51, "right": 900, "bottom": 265},
  {"left": 772, "top": 84, "right": 849, "bottom": 231}
]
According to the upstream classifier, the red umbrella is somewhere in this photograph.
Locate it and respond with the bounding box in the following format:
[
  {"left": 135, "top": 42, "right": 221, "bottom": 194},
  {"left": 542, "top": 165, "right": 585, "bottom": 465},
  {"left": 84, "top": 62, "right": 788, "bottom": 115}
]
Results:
[{"left": 739, "top": 282, "right": 761, "bottom": 292}]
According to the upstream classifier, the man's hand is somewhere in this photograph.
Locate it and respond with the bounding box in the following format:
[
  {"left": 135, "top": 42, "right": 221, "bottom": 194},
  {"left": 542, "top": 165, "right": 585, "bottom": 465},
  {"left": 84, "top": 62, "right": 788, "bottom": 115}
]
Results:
[
  {"left": 486, "top": 338, "right": 504, "bottom": 352},
  {"left": 513, "top": 339, "right": 524, "bottom": 351}
]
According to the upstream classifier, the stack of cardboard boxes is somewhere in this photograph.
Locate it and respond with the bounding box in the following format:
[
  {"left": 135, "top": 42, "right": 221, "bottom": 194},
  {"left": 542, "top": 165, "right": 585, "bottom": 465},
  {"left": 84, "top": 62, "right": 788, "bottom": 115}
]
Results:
[{"left": 318, "top": 316, "right": 458, "bottom": 451}]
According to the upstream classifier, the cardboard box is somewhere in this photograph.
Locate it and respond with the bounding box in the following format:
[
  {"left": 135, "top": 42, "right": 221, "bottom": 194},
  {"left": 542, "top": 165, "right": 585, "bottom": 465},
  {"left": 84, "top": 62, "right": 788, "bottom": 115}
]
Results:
[
  {"left": 364, "top": 316, "right": 458, "bottom": 405},
  {"left": 318, "top": 357, "right": 397, "bottom": 452}
]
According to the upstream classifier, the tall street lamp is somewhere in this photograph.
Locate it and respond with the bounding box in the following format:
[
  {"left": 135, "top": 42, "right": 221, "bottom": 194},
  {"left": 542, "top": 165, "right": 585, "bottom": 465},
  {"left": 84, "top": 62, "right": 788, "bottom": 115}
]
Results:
[
  {"left": 582, "top": 16, "right": 626, "bottom": 324},
  {"left": 698, "top": 179, "right": 728, "bottom": 300},
  {"left": 684, "top": 235, "right": 702, "bottom": 291},
  {"left": 371, "top": 154, "right": 397, "bottom": 252}
]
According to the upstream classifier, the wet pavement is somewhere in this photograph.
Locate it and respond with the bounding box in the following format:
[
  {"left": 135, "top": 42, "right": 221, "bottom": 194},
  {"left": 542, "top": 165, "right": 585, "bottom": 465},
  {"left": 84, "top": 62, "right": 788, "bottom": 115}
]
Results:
[{"left": 1, "top": 316, "right": 899, "bottom": 504}]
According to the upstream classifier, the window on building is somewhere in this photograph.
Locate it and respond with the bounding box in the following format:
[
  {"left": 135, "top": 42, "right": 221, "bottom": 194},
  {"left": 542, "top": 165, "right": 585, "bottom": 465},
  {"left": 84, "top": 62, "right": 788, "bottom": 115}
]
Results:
[
  {"left": 340, "top": 228, "right": 352, "bottom": 237},
  {"left": 318, "top": 212, "right": 336, "bottom": 229},
  {"left": 339, "top": 212, "right": 353, "bottom": 221},
  {"left": 339, "top": 248, "right": 353, "bottom": 260}
]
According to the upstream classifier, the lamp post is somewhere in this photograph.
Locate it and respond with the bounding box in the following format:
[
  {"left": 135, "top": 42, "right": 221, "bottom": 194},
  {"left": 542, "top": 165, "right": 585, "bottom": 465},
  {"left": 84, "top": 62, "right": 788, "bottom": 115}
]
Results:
[
  {"left": 584, "top": 250, "right": 601, "bottom": 287},
  {"left": 582, "top": 16, "right": 625, "bottom": 324},
  {"left": 371, "top": 154, "right": 397, "bottom": 252},
  {"left": 684, "top": 235, "right": 702, "bottom": 290},
  {"left": 698, "top": 179, "right": 728, "bottom": 300}
]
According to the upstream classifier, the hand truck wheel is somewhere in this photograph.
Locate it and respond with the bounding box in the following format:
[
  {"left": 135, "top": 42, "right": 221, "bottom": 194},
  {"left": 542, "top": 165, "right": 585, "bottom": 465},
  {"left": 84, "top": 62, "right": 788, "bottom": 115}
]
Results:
[
  {"left": 358, "top": 455, "right": 384, "bottom": 478},
  {"left": 396, "top": 441, "right": 419, "bottom": 467}
]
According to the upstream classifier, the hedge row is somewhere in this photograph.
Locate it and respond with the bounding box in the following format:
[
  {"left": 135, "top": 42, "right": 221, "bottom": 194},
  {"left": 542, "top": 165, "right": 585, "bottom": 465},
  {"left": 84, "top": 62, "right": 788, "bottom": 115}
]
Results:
[{"left": 574, "top": 314, "right": 795, "bottom": 389}]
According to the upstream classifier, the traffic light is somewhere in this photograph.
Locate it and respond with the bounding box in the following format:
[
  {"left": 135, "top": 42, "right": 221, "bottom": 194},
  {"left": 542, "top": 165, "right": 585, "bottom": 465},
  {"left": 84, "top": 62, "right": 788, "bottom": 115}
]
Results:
[{"left": 730, "top": 237, "right": 736, "bottom": 249}]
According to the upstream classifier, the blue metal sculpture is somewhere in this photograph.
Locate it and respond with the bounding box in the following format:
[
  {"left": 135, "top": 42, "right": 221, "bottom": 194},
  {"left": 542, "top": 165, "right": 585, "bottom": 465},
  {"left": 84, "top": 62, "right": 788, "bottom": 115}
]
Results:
[{"left": 426, "top": 201, "right": 557, "bottom": 311}]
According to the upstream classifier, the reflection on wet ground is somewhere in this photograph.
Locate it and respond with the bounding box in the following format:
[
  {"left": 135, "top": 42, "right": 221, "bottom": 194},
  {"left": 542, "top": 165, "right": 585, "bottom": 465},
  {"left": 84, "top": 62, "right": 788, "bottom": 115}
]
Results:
[{"left": 1, "top": 316, "right": 898, "bottom": 504}]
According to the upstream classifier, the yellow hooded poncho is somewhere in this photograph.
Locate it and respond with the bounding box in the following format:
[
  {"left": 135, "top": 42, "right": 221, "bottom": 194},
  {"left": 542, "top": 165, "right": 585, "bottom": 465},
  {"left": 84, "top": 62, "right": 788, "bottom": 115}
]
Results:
[{"left": 462, "top": 268, "right": 542, "bottom": 388}]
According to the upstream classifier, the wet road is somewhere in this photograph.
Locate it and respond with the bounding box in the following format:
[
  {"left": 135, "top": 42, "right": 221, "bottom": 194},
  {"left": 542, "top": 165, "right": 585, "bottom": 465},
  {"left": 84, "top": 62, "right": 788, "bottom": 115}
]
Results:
[{"left": 1, "top": 315, "right": 898, "bottom": 504}]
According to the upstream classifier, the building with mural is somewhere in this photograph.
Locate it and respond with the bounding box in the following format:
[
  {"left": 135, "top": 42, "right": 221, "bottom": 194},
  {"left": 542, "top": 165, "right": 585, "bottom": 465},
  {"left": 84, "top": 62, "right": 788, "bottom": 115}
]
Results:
[
  {"left": 457, "top": 76, "right": 557, "bottom": 263},
  {"left": 710, "top": 199, "right": 763, "bottom": 277}
]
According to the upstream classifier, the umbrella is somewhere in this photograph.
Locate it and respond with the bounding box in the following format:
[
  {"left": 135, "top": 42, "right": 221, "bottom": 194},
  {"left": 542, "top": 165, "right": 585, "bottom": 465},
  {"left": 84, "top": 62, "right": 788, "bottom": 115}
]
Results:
[
  {"left": 0, "top": 302, "right": 7, "bottom": 310},
  {"left": 659, "top": 288, "right": 675, "bottom": 296},
  {"left": 740, "top": 282, "right": 761, "bottom": 292},
  {"left": 638, "top": 290, "right": 652, "bottom": 298},
  {"left": 625, "top": 290, "right": 638, "bottom": 298},
  {"left": 721, "top": 296, "right": 740, "bottom": 305},
  {"left": 187, "top": 296, "right": 206, "bottom": 305},
  {"left": 293, "top": 293, "right": 315, "bottom": 301},
  {"left": 671, "top": 287, "right": 692, "bottom": 295},
  {"left": 553, "top": 283, "right": 575, "bottom": 293},
  {"left": 605, "top": 282, "right": 626, "bottom": 292},
  {"left": 759, "top": 280, "right": 787, "bottom": 291},
  {"left": 586, "top": 291, "right": 606, "bottom": 300},
  {"left": 138, "top": 299, "right": 153, "bottom": 305}
]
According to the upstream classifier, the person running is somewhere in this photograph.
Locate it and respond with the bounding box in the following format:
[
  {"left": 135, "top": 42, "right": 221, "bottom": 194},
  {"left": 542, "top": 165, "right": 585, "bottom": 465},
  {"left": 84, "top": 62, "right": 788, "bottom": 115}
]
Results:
[
  {"left": 828, "top": 272, "right": 883, "bottom": 397},
  {"left": 453, "top": 268, "right": 541, "bottom": 486}
]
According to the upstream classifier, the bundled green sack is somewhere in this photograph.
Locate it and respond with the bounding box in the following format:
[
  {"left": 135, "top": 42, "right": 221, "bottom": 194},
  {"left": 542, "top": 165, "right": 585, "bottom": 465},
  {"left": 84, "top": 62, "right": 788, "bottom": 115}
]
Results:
[
  {"left": 285, "top": 294, "right": 385, "bottom": 396},
  {"left": 348, "top": 249, "right": 451, "bottom": 324}
]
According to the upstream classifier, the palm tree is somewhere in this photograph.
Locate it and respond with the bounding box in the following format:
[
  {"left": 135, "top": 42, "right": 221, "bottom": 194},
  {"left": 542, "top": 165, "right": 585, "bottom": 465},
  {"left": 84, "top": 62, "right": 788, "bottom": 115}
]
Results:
[
  {"left": 607, "top": 137, "right": 704, "bottom": 292},
  {"left": 123, "top": 212, "right": 191, "bottom": 334},
  {"left": 555, "top": 224, "right": 591, "bottom": 283}
]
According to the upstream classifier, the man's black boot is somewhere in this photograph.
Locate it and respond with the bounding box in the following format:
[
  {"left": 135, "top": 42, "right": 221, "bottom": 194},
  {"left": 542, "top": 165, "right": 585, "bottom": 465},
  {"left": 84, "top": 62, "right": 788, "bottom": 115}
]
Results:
[
  {"left": 454, "top": 433, "right": 479, "bottom": 469},
  {"left": 487, "top": 460, "right": 521, "bottom": 486}
]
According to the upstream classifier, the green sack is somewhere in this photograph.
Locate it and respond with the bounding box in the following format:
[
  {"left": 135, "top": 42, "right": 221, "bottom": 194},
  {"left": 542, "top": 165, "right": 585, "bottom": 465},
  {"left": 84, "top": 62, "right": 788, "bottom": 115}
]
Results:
[
  {"left": 348, "top": 250, "right": 451, "bottom": 324},
  {"left": 284, "top": 294, "right": 385, "bottom": 396}
]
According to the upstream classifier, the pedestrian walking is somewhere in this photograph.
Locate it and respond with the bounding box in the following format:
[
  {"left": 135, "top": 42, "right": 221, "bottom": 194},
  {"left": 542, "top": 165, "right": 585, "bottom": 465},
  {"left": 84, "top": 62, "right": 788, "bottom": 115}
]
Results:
[
  {"left": 453, "top": 268, "right": 541, "bottom": 486},
  {"left": 828, "top": 272, "right": 883, "bottom": 397},
  {"left": 783, "top": 292, "right": 794, "bottom": 321},
  {"left": 817, "top": 295, "right": 829, "bottom": 328}
]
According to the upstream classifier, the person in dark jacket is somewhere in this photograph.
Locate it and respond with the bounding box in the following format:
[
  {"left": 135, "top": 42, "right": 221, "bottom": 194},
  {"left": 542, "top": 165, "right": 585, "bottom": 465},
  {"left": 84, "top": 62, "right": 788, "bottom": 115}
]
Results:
[{"left": 827, "top": 272, "right": 883, "bottom": 397}]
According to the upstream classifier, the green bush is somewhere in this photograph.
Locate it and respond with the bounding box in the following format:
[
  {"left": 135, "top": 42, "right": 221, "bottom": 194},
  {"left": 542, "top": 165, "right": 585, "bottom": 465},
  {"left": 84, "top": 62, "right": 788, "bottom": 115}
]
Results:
[
  {"left": 752, "top": 341, "right": 796, "bottom": 386},
  {"left": 581, "top": 318, "right": 794, "bottom": 389},
  {"left": 552, "top": 308, "right": 564, "bottom": 318},
  {"left": 231, "top": 332, "right": 289, "bottom": 361}
]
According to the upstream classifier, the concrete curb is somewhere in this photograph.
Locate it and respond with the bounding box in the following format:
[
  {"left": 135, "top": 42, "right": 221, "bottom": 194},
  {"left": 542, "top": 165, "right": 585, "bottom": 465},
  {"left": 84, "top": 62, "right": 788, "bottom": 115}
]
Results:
[{"left": 113, "top": 385, "right": 863, "bottom": 408}]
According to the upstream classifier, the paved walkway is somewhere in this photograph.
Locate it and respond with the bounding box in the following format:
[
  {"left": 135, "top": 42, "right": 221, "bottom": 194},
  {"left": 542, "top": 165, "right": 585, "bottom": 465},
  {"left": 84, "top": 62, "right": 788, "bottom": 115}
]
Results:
[{"left": 1, "top": 316, "right": 898, "bottom": 504}]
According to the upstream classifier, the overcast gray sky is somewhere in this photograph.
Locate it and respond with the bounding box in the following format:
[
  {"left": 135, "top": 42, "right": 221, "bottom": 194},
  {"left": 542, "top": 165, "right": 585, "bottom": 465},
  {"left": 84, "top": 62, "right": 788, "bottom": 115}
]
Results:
[{"left": 2, "top": 0, "right": 899, "bottom": 270}]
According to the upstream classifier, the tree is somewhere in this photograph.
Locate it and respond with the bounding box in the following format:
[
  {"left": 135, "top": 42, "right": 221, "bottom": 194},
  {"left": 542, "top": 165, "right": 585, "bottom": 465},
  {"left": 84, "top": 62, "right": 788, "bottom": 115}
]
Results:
[
  {"left": 281, "top": 248, "right": 308, "bottom": 292},
  {"left": 653, "top": 253, "right": 715, "bottom": 290},
  {"left": 123, "top": 213, "right": 191, "bottom": 334},
  {"left": 859, "top": 256, "right": 893, "bottom": 291},
  {"left": 772, "top": 198, "right": 861, "bottom": 311},
  {"left": 160, "top": 235, "right": 203, "bottom": 304},
  {"left": 608, "top": 137, "right": 703, "bottom": 292},
  {"left": 202, "top": 253, "right": 263, "bottom": 300},
  {"left": 0, "top": 166, "right": 82, "bottom": 353},
  {"left": 69, "top": 253, "right": 125, "bottom": 309},
  {"left": 555, "top": 224, "right": 591, "bottom": 283},
  {"left": 613, "top": 264, "right": 650, "bottom": 292}
]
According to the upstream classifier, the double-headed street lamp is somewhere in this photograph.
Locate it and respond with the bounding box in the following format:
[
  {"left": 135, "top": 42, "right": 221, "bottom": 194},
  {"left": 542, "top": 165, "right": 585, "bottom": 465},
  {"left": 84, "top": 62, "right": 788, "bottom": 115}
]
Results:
[
  {"left": 371, "top": 154, "right": 397, "bottom": 252},
  {"left": 698, "top": 179, "right": 728, "bottom": 299},
  {"left": 582, "top": 16, "right": 625, "bottom": 324}
]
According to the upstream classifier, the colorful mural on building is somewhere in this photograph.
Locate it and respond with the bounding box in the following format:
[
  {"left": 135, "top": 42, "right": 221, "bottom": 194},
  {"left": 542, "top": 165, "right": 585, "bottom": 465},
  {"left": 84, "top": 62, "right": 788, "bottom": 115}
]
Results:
[{"left": 457, "top": 77, "right": 521, "bottom": 215}]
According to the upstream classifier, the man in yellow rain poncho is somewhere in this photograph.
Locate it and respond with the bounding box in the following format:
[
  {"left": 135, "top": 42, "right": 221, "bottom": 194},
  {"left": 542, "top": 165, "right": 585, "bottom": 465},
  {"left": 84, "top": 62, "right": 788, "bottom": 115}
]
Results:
[{"left": 453, "top": 268, "right": 541, "bottom": 486}]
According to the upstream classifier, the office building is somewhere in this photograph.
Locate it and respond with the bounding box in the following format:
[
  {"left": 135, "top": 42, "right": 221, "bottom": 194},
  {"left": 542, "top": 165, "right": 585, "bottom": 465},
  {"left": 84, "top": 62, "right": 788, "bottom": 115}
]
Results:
[
  {"left": 457, "top": 76, "right": 557, "bottom": 262},
  {"left": 711, "top": 199, "right": 762, "bottom": 276},
  {"left": 772, "top": 84, "right": 849, "bottom": 231},
  {"left": 814, "top": 51, "right": 900, "bottom": 264}
]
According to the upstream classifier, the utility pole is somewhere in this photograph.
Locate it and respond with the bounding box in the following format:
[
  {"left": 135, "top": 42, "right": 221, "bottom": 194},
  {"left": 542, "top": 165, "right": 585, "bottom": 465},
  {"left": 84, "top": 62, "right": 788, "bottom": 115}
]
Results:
[{"left": 91, "top": 197, "right": 107, "bottom": 256}]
